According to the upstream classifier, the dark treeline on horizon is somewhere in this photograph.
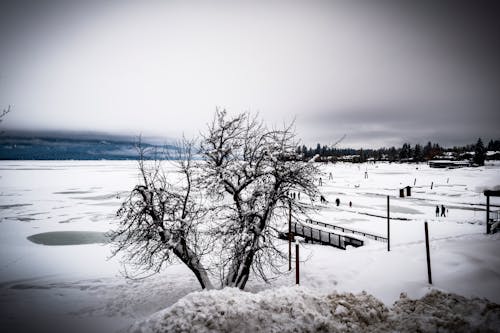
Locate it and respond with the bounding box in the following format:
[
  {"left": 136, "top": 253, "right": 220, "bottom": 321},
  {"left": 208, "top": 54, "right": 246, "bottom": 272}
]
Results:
[{"left": 297, "top": 138, "right": 500, "bottom": 165}]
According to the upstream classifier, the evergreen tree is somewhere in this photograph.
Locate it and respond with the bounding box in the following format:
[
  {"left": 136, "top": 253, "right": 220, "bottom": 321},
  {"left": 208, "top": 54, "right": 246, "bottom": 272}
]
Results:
[
  {"left": 388, "top": 146, "right": 397, "bottom": 161},
  {"left": 321, "top": 145, "right": 328, "bottom": 157},
  {"left": 359, "top": 148, "right": 366, "bottom": 162},
  {"left": 399, "top": 143, "right": 410, "bottom": 159},
  {"left": 487, "top": 140, "right": 494, "bottom": 151},
  {"left": 302, "top": 145, "right": 307, "bottom": 158},
  {"left": 315, "top": 143, "right": 321, "bottom": 156},
  {"left": 413, "top": 144, "right": 423, "bottom": 162},
  {"left": 408, "top": 144, "right": 414, "bottom": 159},
  {"left": 423, "top": 141, "right": 432, "bottom": 160},
  {"left": 473, "top": 138, "right": 486, "bottom": 166}
]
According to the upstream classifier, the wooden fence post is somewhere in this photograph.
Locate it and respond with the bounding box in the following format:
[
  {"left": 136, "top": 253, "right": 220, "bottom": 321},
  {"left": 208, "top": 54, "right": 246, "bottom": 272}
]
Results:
[
  {"left": 387, "top": 195, "right": 390, "bottom": 252},
  {"left": 288, "top": 201, "right": 292, "bottom": 271},
  {"left": 425, "top": 222, "right": 432, "bottom": 284},
  {"left": 295, "top": 242, "right": 300, "bottom": 285},
  {"left": 486, "top": 194, "right": 490, "bottom": 234}
]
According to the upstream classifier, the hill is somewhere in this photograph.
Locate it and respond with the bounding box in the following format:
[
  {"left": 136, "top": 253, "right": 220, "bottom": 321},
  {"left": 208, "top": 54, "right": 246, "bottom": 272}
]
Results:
[{"left": 0, "top": 131, "right": 177, "bottom": 160}]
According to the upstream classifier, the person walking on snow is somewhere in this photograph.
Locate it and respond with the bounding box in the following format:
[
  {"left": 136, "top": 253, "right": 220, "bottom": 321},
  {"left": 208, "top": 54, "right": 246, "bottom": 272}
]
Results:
[
  {"left": 441, "top": 204, "right": 446, "bottom": 217},
  {"left": 435, "top": 205, "right": 439, "bottom": 217}
]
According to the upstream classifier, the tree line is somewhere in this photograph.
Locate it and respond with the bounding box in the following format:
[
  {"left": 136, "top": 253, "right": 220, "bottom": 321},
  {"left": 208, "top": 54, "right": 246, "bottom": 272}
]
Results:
[{"left": 296, "top": 138, "right": 500, "bottom": 166}]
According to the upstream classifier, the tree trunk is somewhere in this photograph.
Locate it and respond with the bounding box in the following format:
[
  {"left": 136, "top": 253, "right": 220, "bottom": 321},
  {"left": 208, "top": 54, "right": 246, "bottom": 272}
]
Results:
[
  {"left": 234, "top": 250, "right": 255, "bottom": 289},
  {"left": 174, "top": 246, "right": 214, "bottom": 289},
  {"left": 224, "top": 238, "right": 257, "bottom": 289}
]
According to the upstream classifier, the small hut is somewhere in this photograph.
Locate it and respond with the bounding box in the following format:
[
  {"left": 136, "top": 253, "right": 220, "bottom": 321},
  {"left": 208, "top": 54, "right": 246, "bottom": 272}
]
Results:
[{"left": 405, "top": 186, "right": 411, "bottom": 196}]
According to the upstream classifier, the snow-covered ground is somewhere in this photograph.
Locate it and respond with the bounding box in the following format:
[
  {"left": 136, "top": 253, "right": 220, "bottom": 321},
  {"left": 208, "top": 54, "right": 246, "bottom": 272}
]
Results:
[
  {"left": 130, "top": 287, "right": 500, "bottom": 333},
  {"left": 0, "top": 161, "right": 499, "bottom": 332}
]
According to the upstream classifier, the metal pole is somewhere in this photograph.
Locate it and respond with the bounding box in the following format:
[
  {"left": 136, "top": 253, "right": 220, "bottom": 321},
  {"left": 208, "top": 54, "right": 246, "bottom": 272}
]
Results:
[
  {"left": 288, "top": 201, "right": 292, "bottom": 271},
  {"left": 486, "top": 195, "right": 490, "bottom": 234},
  {"left": 295, "top": 242, "right": 300, "bottom": 285},
  {"left": 425, "top": 222, "right": 432, "bottom": 284},
  {"left": 387, "top": 195, "right": 390, "bottom": 252}
]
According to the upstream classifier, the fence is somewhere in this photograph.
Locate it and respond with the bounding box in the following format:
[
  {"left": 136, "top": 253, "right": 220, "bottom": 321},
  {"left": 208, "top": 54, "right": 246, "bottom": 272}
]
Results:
[
  {"left": 306, "top": 219, "right": 388, "bottom": 243},
  {"left": 488, "top": 209, "right": 500, "bottom": 233},
  {"left": 291, "top": 221, "right": 363, "bottom": 250}
]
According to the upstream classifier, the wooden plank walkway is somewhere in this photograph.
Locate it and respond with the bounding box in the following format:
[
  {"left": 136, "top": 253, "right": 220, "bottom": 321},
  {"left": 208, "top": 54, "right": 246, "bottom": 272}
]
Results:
[
  {"left": 291, "top": 221, "right": 363, "bottom": 250},
  {"left": 306, "top": 219, "right": 388, "bottom": 243}
]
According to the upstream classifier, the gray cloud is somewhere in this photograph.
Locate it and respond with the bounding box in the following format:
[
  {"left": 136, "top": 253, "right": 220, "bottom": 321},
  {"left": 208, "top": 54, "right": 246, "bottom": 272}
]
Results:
[
  {"left": 1, "top": 0, "right": 499, "bottom": 148},
  {"left": 302, "top": 99, "right": 500, "bottom": 148}
]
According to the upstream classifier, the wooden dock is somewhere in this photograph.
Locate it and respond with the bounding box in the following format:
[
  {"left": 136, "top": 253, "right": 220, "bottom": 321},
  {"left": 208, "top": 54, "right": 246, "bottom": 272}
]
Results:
[
  {"left": 290, "top": 221, "right": 364, "bottom": 250},
  {"left": 306, "top": 219, "right": 388, "bottom": 243}
]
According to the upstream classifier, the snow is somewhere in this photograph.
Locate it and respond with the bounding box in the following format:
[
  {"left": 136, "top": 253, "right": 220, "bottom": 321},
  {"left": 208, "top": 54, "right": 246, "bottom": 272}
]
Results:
[
  {"left": 129, "top": 286, "right": 500, "bottom": 333},
  {"left": 0, "top": 160, "right": 499, "bottom": 332}
]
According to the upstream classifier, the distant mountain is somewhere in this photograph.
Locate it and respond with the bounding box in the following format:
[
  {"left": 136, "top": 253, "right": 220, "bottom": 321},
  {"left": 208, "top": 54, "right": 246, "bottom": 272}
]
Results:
[{"left": 0, "top": 131, "right": 179, "bottom": 160}]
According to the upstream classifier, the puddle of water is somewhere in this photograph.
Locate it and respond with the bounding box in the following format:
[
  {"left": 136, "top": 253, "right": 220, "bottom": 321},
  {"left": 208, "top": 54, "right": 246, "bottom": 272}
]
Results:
[
  {"left": 18, "top": 217, "right": 36, "bottom": 222},
  {"left": 27, "top": 231, "right": 110, "bottom": 246},
  {"left": 53, "top": 191, "right": 94, "bottom": 195}
]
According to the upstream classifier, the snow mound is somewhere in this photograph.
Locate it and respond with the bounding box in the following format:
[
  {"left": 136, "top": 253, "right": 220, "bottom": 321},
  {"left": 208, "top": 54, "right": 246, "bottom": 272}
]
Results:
[
  {"left": 128, "top": 287, "right": 500, "bottom": 333},
  {"left": 129, "top": 286, "right": 386, "bottom": 333},
  {"left": 388, "top": 290, "right": 500, "bottom": 333}
]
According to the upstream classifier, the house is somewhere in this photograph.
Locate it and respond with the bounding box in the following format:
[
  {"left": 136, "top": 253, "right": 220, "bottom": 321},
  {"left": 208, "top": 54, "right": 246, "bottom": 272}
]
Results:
[{"left": 428, "top": 160, "right": 471, "bottom": 168}]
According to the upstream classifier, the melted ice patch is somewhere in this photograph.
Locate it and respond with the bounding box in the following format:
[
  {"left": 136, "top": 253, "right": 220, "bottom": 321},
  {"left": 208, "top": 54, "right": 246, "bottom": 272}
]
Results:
[{"left": 27, "top": 231, "right": 110, "bottom": 246}]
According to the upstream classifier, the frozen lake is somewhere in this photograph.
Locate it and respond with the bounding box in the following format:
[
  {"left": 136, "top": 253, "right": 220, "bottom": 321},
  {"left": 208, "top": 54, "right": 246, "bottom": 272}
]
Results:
[{"left": 0, "top": 160, "right": 499, "bottom": 332}]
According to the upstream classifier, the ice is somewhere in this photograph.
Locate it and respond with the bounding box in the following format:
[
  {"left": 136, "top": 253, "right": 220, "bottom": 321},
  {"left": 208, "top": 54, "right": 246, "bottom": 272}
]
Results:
[
  {"left": 0, "top": 160, "right": 499, "bottom": 332},
  {"left": 27, "top": 231, "right": 109, "bottom": 245}
]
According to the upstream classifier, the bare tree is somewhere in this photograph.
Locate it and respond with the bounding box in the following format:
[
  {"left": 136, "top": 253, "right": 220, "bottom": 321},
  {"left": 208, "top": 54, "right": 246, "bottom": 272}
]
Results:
[
  {"left": 0, "top": 105, "right": 10, "bottom": 122},
  {"left": 200, "top": 110, "right": 319, "bottom": 289},
  {"left": 112, "top": 111, "right": 320, "bottom": 290},
  {"left": 111, "top": 139, "right": 213, "bottom": 289},
  {"left": 0, "top": 105, "right": 11, "bottom": 134}
]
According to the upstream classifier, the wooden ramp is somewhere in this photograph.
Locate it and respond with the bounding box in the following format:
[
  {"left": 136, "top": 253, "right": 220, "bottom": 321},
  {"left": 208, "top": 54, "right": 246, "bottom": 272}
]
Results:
[
  {"left": 306, "top": 219, "right": 388, "bottom": 243},
  {"left": 290, "top": 221, "right": 363, "bottom": 250}
]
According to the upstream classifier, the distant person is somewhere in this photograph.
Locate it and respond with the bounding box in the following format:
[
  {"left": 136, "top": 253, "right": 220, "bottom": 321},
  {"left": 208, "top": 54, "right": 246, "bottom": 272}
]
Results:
[
  {"left": 329, "top": 172, "right": 333, "bottom": 180},
  {"left": 297, "top": 192, "right": 300, "bottom": 200},
  {"left": 441, "top": 205, "right": 446, "bottom": 217},
  {"left": 335, "top": 198, "right": 340, "bottom": 206},
  {"left": 320, "top": 195, "right": 327, "bottom": 203},
  {"left": 364, "top": 171, "right": 368, "bottom": 179},
  {"left": 349, "top": 201, "right": 352, "bottom": 208},
  {"left": 292, "top": 192, "right": 296, "bottom": 200},
  {"left": 319, "top": 177, "right": 322, "bottom": 186},
  {"left": 435, "top": 205, "right": 439, "bottom": 217}
]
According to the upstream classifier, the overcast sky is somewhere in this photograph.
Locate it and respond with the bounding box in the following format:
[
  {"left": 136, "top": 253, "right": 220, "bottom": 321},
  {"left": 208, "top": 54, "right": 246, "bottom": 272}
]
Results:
[{"left": 1, "top": 0, "right": 499, "bottom": 148}]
